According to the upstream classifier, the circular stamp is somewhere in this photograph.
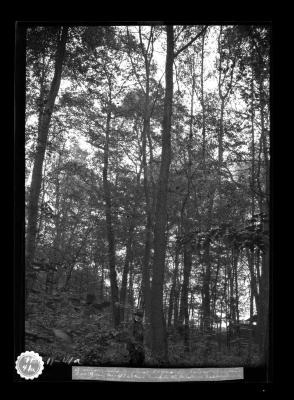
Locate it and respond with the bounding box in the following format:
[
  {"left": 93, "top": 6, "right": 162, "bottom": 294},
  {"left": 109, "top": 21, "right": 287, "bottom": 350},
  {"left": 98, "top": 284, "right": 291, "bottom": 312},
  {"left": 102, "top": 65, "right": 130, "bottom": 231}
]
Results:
[{"left": 15, "top": 351, "right": 44, "bottom": 380}]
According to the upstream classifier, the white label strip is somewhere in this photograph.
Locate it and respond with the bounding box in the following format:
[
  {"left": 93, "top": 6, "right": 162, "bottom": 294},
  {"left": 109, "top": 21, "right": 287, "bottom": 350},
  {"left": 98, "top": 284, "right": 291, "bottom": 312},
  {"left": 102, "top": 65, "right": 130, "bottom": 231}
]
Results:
[{"left": 72, "top": 367, "right": 244, "bottom": 382}]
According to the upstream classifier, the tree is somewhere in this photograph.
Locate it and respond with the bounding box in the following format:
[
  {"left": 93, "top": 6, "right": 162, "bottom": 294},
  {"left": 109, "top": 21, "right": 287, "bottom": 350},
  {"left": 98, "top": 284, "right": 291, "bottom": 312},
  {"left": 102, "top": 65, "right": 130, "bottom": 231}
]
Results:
[
  {"left": 150, "top": 24, "right": 208, "bottom": 361},
  {"left": 150, "top": 25, "right": 174, "bottom": 361},
  {"left": 26, "top": 26, "right": 68, "bottom": 299}
]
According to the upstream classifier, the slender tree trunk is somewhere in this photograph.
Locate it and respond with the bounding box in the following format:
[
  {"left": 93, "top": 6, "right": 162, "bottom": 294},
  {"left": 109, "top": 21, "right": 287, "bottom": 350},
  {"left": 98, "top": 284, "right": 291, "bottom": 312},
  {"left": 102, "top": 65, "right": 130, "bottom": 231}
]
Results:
[
  {"left": 120, "top": 167, "right": 142, "bottom": 320},
  {"left": 258, "top": 202, "right": 270, "bottom": 363},
  {"left": 178, "top": 54, "right": 195, "bottom": 343},
  {"left": 202, "top": 243, "right": 212, "bottom": 361},
  {"left": 250, "top": 61, "right": 256, "bottom": 209},
  {"left": 25, "top": 27, "right": 68, "bottom": 298},
  {"left": 200, "top": 32, "right": 206, "bottom": 161},
  {"left": 173, "top": 265, "right": 181, "bottom": 329},
  {"left": 127, "top": 260, "right": 134, "bottom": 322},
  {"left": 150, "top": 25, "right": 174, "bottom": 362},
  {"left": 178, "top": 244, "right": 192, "bottom": 325},
  {"left": 167, "top": 248, "right": 179, "bottom": 328},
  {"left": 256, "top": 72, "right": 270, "bottom": 364},
  {"left": 258, "top": 218, "right": 269, "bottom": 363},
  {"left": 103, "top": 109, "right": 120, "bottom": 327},
  {"left": 256, "top": 247, "right": 261, "bottom": 289},
  {"left": 35, "top": 155, "right": 47, "bottom": 244},
  {"left": 246, "top": 248, "right": 260, "bottom": 316},
  {"left": 120, "top": 224, "right": 134, "bottom": 321},
  {"left": 173, "top": 291, "right": 180, "bottom": 328},
  {"left": 180, "top": 245, "right": 192, "bottom": 351},
  {"left": 223, "top": 263, "right": 230, "bottom": 348},
  {"left": 259, "top": 78, "right": 269, "bottom": 203},
  {"left": 201, "top": 188, "right": 214, "bottom": 333},
  {"left": 141, "top": 71, "right": 152, "bottom": 344},
  {"left": 46, "top": 149, "right": 64, "bottom": 294},
  {"left": 100, "top": 262, "right": 104, "bottom": 302},
  {"left": 228, "top": 255, "right": 236, "bottom": 326},
  {"left": 211, "top": 255, "right": 221, "bottom": 327},
  {"left": 217, "top": 26, "right": 235, "bottom": 199},
  {"left": 218, "top": 100, "right": 225, "bottom": 171},
  {"left": 233, "top": 247, "right": 240, "bottom": 327},
  {"left": 202, "top": 243, "right": 211, "bottom": 333}
]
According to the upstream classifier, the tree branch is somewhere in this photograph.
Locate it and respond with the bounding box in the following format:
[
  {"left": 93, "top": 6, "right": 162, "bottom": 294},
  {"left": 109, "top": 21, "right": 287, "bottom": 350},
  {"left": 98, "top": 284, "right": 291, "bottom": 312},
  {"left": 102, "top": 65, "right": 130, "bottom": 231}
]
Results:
[
  {"left": 174, "top": 26, "right": 208, "bottom": 58},
  {"left": 126, "top": 27, "right": 146, "bottom": 94},
  {"left": 222, "top": 164, "right": 268, "bottom": 198}
]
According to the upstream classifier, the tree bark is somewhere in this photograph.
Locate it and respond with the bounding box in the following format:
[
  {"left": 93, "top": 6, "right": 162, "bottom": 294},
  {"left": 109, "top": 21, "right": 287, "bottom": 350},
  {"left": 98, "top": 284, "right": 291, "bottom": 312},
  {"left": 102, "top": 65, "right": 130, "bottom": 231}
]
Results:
[
  {"left": 179, "top": 244, "right": 192, "bottom": 350},
  {"left": 233, "top": 247, "right": 240, "bottom": 326},
  {"left": 177, "top": 51, "right": 195, "bottom": 344},
  {"left": 200, "top": 32, "right": 206, "bottom": 161},
  {"left": 150, "top": 25, "right": 174, "bottom": 362},
  {"left": 103, "top": 109, "right": 120, "bottom": 327},
  {"left": 256, "top": 71, "right": 270, "bottom": 364},
  {"left": 128, "top": 260, "right": 134, "bottom": 310},
  {"left": 173, "top": 263, "right": 181, "bottom": 329},
  {"left": 120, "top": 224, "right": 134, "bottom": 321},
  {"left": 167, "top": 248, "right": 179, "bottom": 328},
  {"left": 141, "top": 65, "right": 152, "bottom": 345},
  {"left": 211, "top": 255, "right": 221, "bottom": 326},
  {"left": 202, "top": 243, "right": 211, "bottom": 333},
  {"left": 25, "top": 27, "right": 68, "bottom": 298}
]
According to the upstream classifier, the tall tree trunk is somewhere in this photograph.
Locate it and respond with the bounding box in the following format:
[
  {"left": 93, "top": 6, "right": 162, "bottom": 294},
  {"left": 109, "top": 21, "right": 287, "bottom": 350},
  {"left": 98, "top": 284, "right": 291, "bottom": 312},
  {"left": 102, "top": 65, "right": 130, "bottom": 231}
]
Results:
[
  {"left": 35, "top": 154, "right": 47, "bottom": 244},
  {"left": 120, "top": 224, "right": 134, "bottom": 321},
  {"left": 223, "top": 263, "right": 230, "bottom": 347},
  {"left": 256, "top": 72, "right": 270, "bottom": 364},
  {"left": 167, "top": 248, "right": 179, "bottom": 328},
  {"left": 200, "top": 32, "right": 206, "bottom": 162},
  {"left": 173, "top": 264, "right": 181, "bottom": 329},
  {"left": 127, "top": 259, "right": 134, "bottom": 322},
  {"left": 217, "top": 25, "right": 235, "bottom": 199},
  {"left": 246, "top": 247, "right": 260, "bottom": 313},
  {"left": 178, "top": 53, "right": 195, "bottom": 343},
  {"left": 228, "top": 255, "right": 236, "bottom": 326},
  {"left": 120, "top": 168, "right": 141, "bottom": 321},
  {"left": 202, "top": 243, "right": 211, "bottom": 333},
  {"left": 141, "top": 71, "right": 152, "bottom": 345},
  {"left": 25, "top": 27, "right": 68, "bottom": 298},
  {"left": 46, "top": 148, "right": 64, "bottom": 294},
  {"left": 233, "top": 247, "right": 240, "bottom": 326},
  {"left": 100, "top": 262, "right": 105, "bottom": 302},
  {"left": 150, "top": 25, "right": 174, "bottom": 362},
  {"left": 250, "top": 60, "right": 256, "bottom": 211},
  {"left": 259, "top": 232, "right": 269, "bottom": 362},
  {"left": 211, "top": 255, "right": 221, "bottom": 327},
  {"left": 103, "top": 109, "right": 120, "bottom": 327},
  {"left": 218, "top": 100, "right": 225, "bottom": 173},
  {"left": 178, "top": 244, "right": 192, "bottom": 326},
  {"left": 178, "top": 244, "right": 192, "bottom": 350},
  {"left": 202, "top": 188, "right": 214, "bottom": 333}
]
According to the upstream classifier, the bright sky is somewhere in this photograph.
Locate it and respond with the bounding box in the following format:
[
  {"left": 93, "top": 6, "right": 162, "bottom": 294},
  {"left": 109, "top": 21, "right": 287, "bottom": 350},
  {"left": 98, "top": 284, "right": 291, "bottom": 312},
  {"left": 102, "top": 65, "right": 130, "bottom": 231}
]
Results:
[
  {"left": 26, "top": 24, "right": 251, "bottom": 195},
  {"left": 62, "top": 26, "right": 222, "bottom": 155},
  {"left": 26, "top": 25, "right": 248, "bottom": 187}
]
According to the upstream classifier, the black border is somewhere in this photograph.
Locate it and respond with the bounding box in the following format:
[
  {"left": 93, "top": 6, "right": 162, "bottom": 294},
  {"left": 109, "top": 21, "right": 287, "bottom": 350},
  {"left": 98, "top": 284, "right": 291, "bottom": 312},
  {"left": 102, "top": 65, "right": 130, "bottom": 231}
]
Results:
[{"left": 13, "top": 19, "right": 276, "bottom": 391}]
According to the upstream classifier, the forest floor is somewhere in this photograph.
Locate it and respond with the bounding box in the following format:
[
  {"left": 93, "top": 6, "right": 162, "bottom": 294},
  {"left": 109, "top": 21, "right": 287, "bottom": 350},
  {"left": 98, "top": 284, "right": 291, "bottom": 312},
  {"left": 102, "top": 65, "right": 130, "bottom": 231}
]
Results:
[{"left": 25, "top": 315, "right": 262, "bottom": 367}]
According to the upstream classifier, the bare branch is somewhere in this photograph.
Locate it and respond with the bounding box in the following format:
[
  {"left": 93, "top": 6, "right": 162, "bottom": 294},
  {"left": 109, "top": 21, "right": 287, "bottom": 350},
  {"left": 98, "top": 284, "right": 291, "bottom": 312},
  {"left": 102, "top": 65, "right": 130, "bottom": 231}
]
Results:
[
  {"left": 174, "top": 25, "right": 208, "bottom": 58},
  {"left": 173, "top": 60, "right": 181, "bottom": 93},
  {"left": 126, "top": 27, "right": 146, "bottom": 94},
  {"left": 222, "top": 164, "right": 268, "bottom": 198},
  {"left": 174, "top": 25, "right": 187, "bottom": 43}
]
